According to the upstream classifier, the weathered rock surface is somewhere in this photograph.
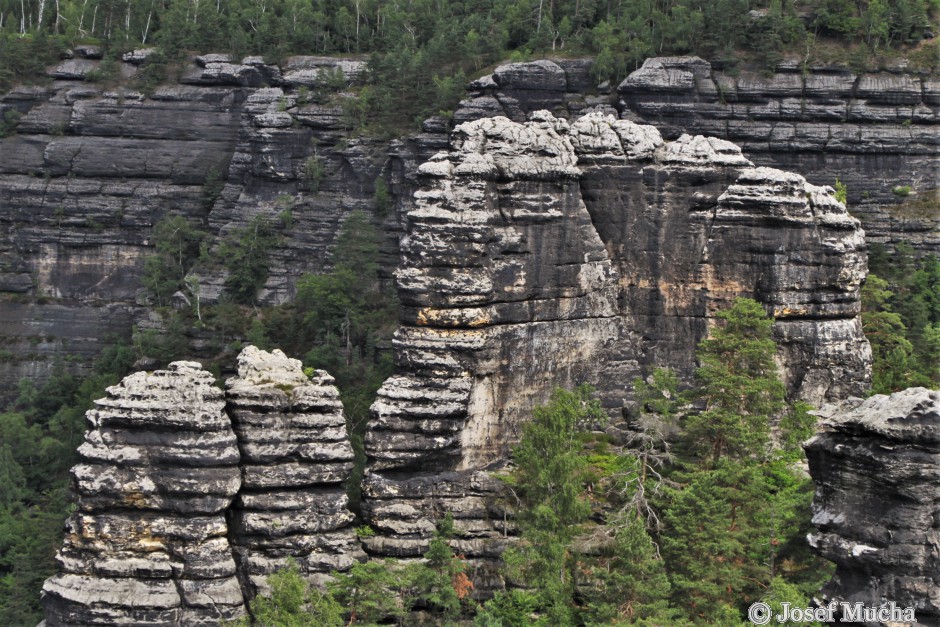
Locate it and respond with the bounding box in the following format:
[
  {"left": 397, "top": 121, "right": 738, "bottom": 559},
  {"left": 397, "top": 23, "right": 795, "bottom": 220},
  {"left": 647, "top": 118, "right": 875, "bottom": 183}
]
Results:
[
  {"left": 41, "top": 362, "right": 247, "bottom": 625},
  {"left": 42, "top": 347, "right": 364, "bottom": 621},
  {"left": 225, "top": 346, "right": 363, "bottom": 594},
  {"left": 617, "top": 56, "right": 940, "bottom": 256},
  {"left": 0, "top": 53, "right": 397, "bottom": 399},
  {"left": 361, "top": 110, "right": 869, "bottom": 579},
  {"left": 806, "top": 388, "right": 940, "bottom": 624}
]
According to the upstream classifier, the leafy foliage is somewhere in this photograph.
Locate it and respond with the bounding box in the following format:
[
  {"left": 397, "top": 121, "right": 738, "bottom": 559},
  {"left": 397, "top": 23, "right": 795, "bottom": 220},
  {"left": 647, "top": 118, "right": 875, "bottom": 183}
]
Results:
[
  {"left": 220, "top": 216, "right": 279, "bottom": 305},
  {"left": 1, "top": 2, "right": 935, "bottom": 132},
  {"left": 0, "top": 342, "right": 135, "bottom": 625},
  {"left": 141, "top": 215, "right": 207, "bottom": 306},
  {"left": 243, "top": 560, "right": 344, "bottom": 627},
  {"left": 502, "top": 386, "right": 602, "bottom": 623},
  {"left": 684, "top": 298, "right": 786, "bottom": 467},
  {"left": 864, "top": 244, "right": 940, "bottom": 392}
]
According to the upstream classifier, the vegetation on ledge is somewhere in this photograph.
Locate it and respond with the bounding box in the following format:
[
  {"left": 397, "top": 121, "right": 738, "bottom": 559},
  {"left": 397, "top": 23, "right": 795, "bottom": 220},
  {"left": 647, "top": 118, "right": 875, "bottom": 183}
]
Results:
[{"left": 1, "top": 1, "right": 938, "bottom": 131}]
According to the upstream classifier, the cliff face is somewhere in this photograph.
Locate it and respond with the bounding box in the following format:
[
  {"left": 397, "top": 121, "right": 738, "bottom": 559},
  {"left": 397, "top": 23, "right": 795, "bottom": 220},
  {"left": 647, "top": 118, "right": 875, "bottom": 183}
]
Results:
[
  {"left": 359, "top": 109, "right": 869, "bottom": 568},
  {"left": 806, "top": 388, "right": 940, "bottom": 623},
  {"left": 41, "top": 361, "right": 246, "bottom": 625},
  {"left": 0, "top": 54, "right": 933, "bottom": 401},
  {"left": 0, "top": 53, "right": 403, "bottom": 398},
  {"left": 41, "top": 347, "right": 362, "bottom": 625},
  {"left": 616, "top": 56, "right": 940, "bottom": 256}
]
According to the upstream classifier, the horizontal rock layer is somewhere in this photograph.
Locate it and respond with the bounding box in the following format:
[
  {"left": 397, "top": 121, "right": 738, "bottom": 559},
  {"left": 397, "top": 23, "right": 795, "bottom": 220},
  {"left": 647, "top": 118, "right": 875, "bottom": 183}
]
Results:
[
  {"left": 41, "top": 361, "right": 247, "bottom": 625},
  {"left": 42, "top": 347, "right": 363, "bottom": 623},
  {"left": 616, "top": 56, "right": 939, "bottom": 256},
  {"left": 806, "top": 388, "right": 940, "bottom": 624},
  {"left": 225, "top": 346, "right": 363, "bottom": 594},
  {"left": 1, "top": 54, "right": 932, "bottom": 401},
  {"left": 361, "top": 110, "right": 870, "bottom": 581}
]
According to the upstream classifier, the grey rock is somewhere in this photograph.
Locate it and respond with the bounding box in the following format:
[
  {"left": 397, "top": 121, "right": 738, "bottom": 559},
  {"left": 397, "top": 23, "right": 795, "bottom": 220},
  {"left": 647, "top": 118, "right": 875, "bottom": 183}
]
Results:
[
  {"left": 73, "top": 45, "right": 103, "bottom": 59},
  {"left": 122, "top": 48, "right": 158, "bottom": 65},
  {"left": 280, "top": 56, "right": 367, "bottom": 87},
  {"left": 361, "top": 111, "right": 870, "bottom": 592},
  {"left": 617, "top": 56, "right": 712, "bottom": 94},
  {"left": 42, "top": 362, "right": 247, "bottom": 625},
  {"left": 196, "top": 53, "right": 233, "bottom": 66},
  {"left": 226, "top": 346, "right": 364, "bottom": 593},
  {"left": 489, "top": 60, "right": 569, "bottom": 116},
  {"left": 806, "top": 388, "right": 940, "bottom": 623},
  {"left": 619, "top": 57, "right": 939, "bottom": 256},
  {"left": 181, "top": 62, "right": 264, "bottom": 87},
  {"left": 48, "top": 59, "right": 99, "bottom": 80}
]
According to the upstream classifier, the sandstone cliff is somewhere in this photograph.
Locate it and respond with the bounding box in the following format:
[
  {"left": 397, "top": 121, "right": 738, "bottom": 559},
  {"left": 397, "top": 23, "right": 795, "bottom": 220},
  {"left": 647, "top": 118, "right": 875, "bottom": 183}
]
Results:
[
  {"left": 1, "top": 54, "right": 935, "bottom": 401},
  {"left": 41, "top": 347, "right": 362, "bottom": 624},
  {"left": 41, "top": 361, "right": 246, "bottom": 625},
  {"left": 806, "top": 387, "right": 940, "bottom": 624},
  {"left": 359, "top": 109, "right": 869, "bottom": 573}
]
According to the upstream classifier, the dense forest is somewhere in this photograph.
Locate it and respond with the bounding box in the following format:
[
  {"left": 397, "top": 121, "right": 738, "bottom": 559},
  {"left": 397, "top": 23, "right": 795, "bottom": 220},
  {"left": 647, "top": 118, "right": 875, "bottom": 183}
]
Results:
[
  {"left": 223, "top": 299, "right": 829, "bottom": 625},
  {"left": 2, "top": 0, "right": 939, "bottom": 131}
]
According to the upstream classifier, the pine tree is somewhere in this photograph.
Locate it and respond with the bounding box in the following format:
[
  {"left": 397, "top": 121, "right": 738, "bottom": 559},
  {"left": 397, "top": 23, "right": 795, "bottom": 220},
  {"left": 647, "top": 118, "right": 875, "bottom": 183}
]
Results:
[
  {"left": 660, "top": 298, "right": 811, "bottom": 623},
  {"left": 503, "top": 385, "right": 603, "bottom": 624}
]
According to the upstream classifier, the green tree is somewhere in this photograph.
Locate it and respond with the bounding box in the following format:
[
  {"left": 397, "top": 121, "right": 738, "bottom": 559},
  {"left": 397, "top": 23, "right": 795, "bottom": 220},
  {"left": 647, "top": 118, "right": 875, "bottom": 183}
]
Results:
[
  {"left": 660, "top": 298, "right": 823, "bottom": 622},
  {"left": 329, "top": 559, "right": 404, "bottom": 624},
  {"left": 409, "top": 513, "right": 473, "bottom": 621},
  {"left": 683, "top": 298, "right": 786, "bottom": 467},
  {"left": 220, "top": 216, "right": 278, "bottom": 305},
  {"left": 142, "top": 215, "right": 206, "bottom": 306},
  {"left": 246, "top": 560, "right": 343, "bottom": 627},
  {"left": 502, "top": 385, "right": 603, "bottom": 624},
  {"left": 582, "top": 514, "right": 677, "bottom": 624}
]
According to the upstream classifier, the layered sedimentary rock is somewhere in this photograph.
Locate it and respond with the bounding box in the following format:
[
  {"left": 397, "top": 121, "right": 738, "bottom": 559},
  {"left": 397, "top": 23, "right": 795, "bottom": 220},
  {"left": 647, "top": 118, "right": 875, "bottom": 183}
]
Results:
[
  {"left": 41, "top": 362, "right": 246, "bottom": 625},
  {"left": 806, "top": 388, "right": 940, "bottom": 624},
  {"left": 42, "top": 346, "right": 365, "bottom": 622},
  {"left": 617, "top": 56, "right": 940, "bottom": 255},
  {"left": 0, "top": 55, "right": 394, "bottom": 399},
  {"left": 1, "top": 54, "right": 932, "bottom": 400},
  {"left": 361, "top": 110, "right": 869, "bottom": 571},
  {"left": 225, "top": 346, "right": 363, "bottom": 593}
]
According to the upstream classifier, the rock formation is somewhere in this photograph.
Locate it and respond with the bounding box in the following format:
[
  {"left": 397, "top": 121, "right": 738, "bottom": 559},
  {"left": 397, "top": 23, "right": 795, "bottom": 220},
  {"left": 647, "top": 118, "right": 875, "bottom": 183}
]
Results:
[
  {"left": 225, "top": 346, "right": 363, "bottom": 594},
  {"left": 3, "top": 53, "right": 933, "bottom": 401},
  {"left": 41, "top": 347, "right": 363, "bottom": 623},
  {"left": 1, "top": 54, "right": 934, "bottom": 402},
  {"left": 41, "top": 361, "right": 247, "bottom": 625},
  {"left": 616, "top": 56, "right": 940, "bottom": 256},
  {"left": 360, "top": 109, "right": 869, "bottom": 575},
  {"left": 805, "top": 387, "right": 940, "bottom": 624}
]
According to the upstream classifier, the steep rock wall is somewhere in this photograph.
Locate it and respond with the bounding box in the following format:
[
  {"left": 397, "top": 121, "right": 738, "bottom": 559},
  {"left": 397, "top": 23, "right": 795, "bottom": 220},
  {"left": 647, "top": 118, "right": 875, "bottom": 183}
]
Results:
[
  {"left": 360, "top": 110, "right": 869, "bottom": 576},
  {"left": 806, "top": 387, "right": 940, "bottom": 623},
  {"left": 41, "top": 361, "right": 246, "bottom": 625},
  {"left": 617, "top": 56, "right": 939, "bottom": 255},
  {"left": 0, "top": 54, "right": 931, "bottom": 400},
  {"left": 0, "top": 54, "right": 400, "bottom": 399},
  {"left": 225, "top": 346, "right": 365, "bottom": 594}
]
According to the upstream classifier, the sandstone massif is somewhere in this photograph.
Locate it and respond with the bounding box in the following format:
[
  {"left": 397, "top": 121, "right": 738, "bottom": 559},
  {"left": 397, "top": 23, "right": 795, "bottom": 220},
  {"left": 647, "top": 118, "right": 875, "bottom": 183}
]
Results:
[
  {"left": 0, "top": 53, "right": 936, "bottom": 400},
  {"left": 41, "top": 347, "right": 362, "bottom": 625},
  {"left": 806, "top": 387, "right": 940, "bottom": 624},
  {"left": 359, "top": 108, "right": 869, "bottom": 567},
  {"left": 4, "top": 50, "right": 937, "bottom": 624}
]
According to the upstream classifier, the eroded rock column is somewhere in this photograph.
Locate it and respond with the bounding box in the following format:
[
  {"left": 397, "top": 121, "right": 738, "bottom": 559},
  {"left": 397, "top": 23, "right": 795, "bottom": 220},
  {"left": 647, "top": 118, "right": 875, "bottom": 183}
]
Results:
[
  {"left": 806, "top": 388, "right": 940, "bottom": 623},
  {"left": 225, "top": 346, "right": 364, "bottom": 593},
  {"left": 41, "top": 362, "right": 246, "bottom": 626}
]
